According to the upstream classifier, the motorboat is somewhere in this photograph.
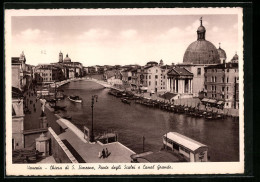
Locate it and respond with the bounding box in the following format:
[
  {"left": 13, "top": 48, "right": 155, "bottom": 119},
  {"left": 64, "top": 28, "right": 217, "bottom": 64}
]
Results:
[{"left": 68, "top": 95, "right": 82, "bottom": 103}]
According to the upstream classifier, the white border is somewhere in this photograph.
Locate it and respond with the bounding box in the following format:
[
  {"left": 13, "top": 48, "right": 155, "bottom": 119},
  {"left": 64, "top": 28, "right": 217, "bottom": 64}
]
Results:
[{"left": 5, "top": 8, "right": 244, "bottom": 176}]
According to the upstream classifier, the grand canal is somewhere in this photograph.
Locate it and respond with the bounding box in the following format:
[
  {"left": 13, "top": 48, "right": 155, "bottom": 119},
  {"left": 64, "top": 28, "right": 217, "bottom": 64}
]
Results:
[{"left": 58, "top": 80, "right": 239, "bottom": 162}]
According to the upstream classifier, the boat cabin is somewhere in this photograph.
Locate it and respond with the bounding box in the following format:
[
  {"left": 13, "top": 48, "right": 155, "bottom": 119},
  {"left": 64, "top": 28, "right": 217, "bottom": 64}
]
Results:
[{"left": 163, "top": 132, "right": 208, "bottom": 162}]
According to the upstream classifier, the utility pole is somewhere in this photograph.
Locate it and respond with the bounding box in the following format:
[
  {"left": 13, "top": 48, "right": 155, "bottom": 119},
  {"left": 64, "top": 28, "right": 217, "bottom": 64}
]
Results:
[
  {"left": 143, "top": 136, "right": 145, "bottom": 152},
  {"left": 90, "top": 95, "right": 98, "bottom": 143}
]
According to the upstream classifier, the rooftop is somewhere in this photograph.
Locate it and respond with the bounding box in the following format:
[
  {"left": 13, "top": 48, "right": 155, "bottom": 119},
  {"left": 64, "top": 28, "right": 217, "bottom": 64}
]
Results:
[
  {"left": 167, "top": 67, "right": 193, "bottom": 76},
  {"left": 164, "top": 132, "right": 207, "bottom": 152},
  {"left": 205, "top": 62, "right": 238, "bottom": 69}
]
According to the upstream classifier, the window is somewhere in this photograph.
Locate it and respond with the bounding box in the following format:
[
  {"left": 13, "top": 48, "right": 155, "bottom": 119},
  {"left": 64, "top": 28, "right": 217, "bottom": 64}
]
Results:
[
  {"left": 156, "top": 69, "right": 158, "bottom": 73},
  {"left": 155, "top": 81, "right": 157, "bottom": 86},
  {"left": 222, "top": 77, "right": 225, "bottom": 83},
  {"left": 212, "top": 85, "right": 214, "bottom": 91},
  {"left": 222, "top": 87, "right": 225, "bottom": 91},
  {"left": 227, "top": 77, "right": 229, "bottom": 83},
  {"left": 226, "top": 103, "right": 229, "bottom": 106},
  {"left": 155, "top": 75, "right": 158, "bottom": 79},
  {"left": 227, "top": 69, "right": 229, "bottom": 72},
  {"left": 205, "top": 69, "right": 207, "bottom": 73},
  {"left": 212, "top": 76, "right": 214, "bottom": 82},
  {"left": 163, "top": 76, "right": 165, "bottom": 79},
  {"left": 205, "top": 85, "right": 207, "bottom": 90},
  {"left": 215, "top": 76, "right": 217, "bottom": 82},
  {"left": 149, "top": 75, "right": 151, "bottom": 79},
  {"left": 222, "top": 95, "right": 224, "bottom": 99},
  {"left": 205, "top": 76, "right": 207, "bottom": 82},
  {"left": 197, "top": 68, "right": 201, "bottom": 75},
  {"left": 205, "top": 93, "right": 207, "bottom": 97},
  {"left": 149, "top": 81, "right": 151, "bottom": 86},
  {"left": 227, "top": 95, "right": 229, "bottom": 99},
  {"left": 227, "top": 87, "right": 229, "bottom": 91}
]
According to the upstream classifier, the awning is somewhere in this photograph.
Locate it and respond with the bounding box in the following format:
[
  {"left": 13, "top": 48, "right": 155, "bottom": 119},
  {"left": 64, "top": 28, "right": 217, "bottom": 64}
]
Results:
[
  {"left": 217, "top": 101, "right": 224, "bottom": 105},
  {"left": 208, "top": 99, "right": 217, "bottom": 103},
  {"left": 201, "top": 98, "right": 209, "bottom": 102}
]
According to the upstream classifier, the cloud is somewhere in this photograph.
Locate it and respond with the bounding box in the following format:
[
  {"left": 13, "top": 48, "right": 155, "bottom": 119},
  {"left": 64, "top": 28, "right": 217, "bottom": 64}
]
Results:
[
  {"left": 77, "top": 29, "right": 110, "bottom": 41},
  {"left": 15, "top": 29, "right": 54, "bottom": 42},
  {"left": 212, "top": 26, "right": 219, "bottom": 32},
  {"left": 120, "top": 29, "right": 137, "bottom": 39}
]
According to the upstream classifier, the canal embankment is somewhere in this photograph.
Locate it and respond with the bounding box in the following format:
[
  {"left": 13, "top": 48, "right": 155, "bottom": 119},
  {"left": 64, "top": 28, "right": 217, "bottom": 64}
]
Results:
[{"left": 87, "top": 78, "right": 239, "bottom": 118}]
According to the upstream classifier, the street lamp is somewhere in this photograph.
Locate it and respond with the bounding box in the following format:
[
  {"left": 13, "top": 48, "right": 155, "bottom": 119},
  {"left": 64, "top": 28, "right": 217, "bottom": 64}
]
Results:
[{"left": 90, "top": 95, "right": 98, "bottom": 143}]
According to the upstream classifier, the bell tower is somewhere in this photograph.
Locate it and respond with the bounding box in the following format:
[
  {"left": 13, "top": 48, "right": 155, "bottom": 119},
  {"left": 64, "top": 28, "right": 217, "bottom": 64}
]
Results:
[{"left": 59, "top": 51, "right": 63, "bottom": 63}]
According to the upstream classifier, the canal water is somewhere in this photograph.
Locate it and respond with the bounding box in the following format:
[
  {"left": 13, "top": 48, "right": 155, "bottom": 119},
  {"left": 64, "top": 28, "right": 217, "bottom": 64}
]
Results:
[{"left": 58, "top": 80, "right": 239, "bottom": 162}]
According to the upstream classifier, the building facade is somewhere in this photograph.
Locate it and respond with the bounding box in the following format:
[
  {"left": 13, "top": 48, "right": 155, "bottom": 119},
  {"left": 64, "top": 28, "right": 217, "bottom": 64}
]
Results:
[
  {"left": 166, "top": 67, "right": 193, "bottom": 98},
  {"left": 204, "top": 62, "right": 239, "bottom": 108},
  {"left": 12, "top": 87, "right": 24, "bottom": 150}
]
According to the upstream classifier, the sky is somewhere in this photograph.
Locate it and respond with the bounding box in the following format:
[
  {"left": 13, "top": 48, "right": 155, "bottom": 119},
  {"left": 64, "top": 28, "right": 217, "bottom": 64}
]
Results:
[{"left": 11, "top": 14, "right": 239, "bottom": 67}]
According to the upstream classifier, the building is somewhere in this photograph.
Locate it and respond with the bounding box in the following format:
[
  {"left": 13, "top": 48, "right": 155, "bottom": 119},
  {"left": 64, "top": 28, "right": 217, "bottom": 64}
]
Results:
[
  {"left": 56, "top": 52, "right": 84, "bottom": 78},
  {"left": 179, "top": 18, "right": 221, "bottom": 96},
  {"left": 12, "top": 51, "right": 32, "bottom": 90},
  {"left": 166, "top": 67, "right": 193, "bottom": 99},
  {"left": 145, "top": 65, "right": 164, "bottom": 93},
  {"left": 12, "top": 87, "right": 24, "bottom": 150},
  {"left": 204, "top": 62, "right": 239, "bottom": 108},
  {"left": 34, "top": 64, "right": 63, "bottom": 84}
]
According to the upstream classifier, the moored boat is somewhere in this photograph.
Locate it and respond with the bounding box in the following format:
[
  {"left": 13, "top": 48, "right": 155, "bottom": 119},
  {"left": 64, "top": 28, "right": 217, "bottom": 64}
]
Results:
[
  {"left": 68, "top": 95, "right": 82, "bottom": 103},
  {"left": 121, "top": 98, "right": 131, "bottom": 104}
]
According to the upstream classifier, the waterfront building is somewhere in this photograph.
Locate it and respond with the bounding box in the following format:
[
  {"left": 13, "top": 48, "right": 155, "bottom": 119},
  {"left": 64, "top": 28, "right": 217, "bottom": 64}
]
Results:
[
  {"left": 86, "top": 66, "right": 97, "bottom": 74},
  {"left": 12, "top": 87, "right": 24, "bottom": 150},
  {"left": 204, "top": 62, "right": 239, "bottom": 109},
  {"left": 56, "top": 52, "right": 84, "bottom": 77},
  {"left": 179, "top": 18, "right": 221, "bottom": 96},
  {"left": 34, "top": 64, "right": 63, "bottom": 84},
  {"left": 145, "top": 65, "right": 164, "bottom": 93},
  {"left": 160, "top": 64, "right": 172, "bottom": 93},
  {"left": 166, "top": 67, "right": 193, "bottom": 99},
  {"left": 121, "top": 68, "right": 133, "bottom": 84},
  {"left": 130, "top": 68, "right": 139, "bottom": 90}
]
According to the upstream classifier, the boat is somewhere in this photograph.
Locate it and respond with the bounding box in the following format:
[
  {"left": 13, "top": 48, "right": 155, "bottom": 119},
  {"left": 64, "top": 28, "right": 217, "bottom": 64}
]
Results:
[
  {"left": 121, "top": 98, "right": 131, "bottom": 104},
  {"left": 68, "top": 95, "right": 82, "bottom": 103},
  {"left": 62, "top": 114, "right": 72, "bottom": 120}
]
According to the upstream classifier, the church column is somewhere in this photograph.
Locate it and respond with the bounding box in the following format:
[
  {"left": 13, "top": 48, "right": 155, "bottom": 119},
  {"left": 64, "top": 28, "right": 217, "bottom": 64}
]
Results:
[
  {"left": 190, "top": 80, "right": 193, "bottom": 93},
  {"left": 182, "top": 80, "right": 185, "bottom": 93},
  {"left": 168, "top": 78, "right": 171, "bottom": 92},
  {"left": 175, "top": 79, "right": 177, "bottom": 93},
  {"left": 166, "top": 78, "right": 169, "bottom": 91},
  {"left": 188, "top": 79, "right": 190, "bottom": 93},
  {"left": 171, "top": 78, "right": 174, "bottom": 92}
]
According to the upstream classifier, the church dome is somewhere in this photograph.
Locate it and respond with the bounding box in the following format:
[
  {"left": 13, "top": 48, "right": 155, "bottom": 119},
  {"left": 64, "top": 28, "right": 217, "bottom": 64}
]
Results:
[
  {"left": 183, "top": 17, "right": 220, "bottom": 64},
  {"left": 197, "top": 25, "right": 206, "bottom": 33},
  {"left": 217, "top": 43, "right": 227, "bottom": 60},
  {"left": 64, "top": 54, "right": 71, "bottom": 62}
]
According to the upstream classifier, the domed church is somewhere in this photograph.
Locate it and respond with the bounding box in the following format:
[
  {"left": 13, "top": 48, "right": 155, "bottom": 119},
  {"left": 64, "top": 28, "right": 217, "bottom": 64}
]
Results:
[
  {"left": 179, "top": 17, "right": 222, "bottom": 97},
  {"left": 183, "top": 17, "right": 220, "bottom": 64}
]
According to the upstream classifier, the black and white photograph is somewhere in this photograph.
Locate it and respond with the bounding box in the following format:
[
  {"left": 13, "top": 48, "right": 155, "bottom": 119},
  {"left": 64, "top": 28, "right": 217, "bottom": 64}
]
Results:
[{"left": 5, "top": 8, "right": 244, "bottom": 175}]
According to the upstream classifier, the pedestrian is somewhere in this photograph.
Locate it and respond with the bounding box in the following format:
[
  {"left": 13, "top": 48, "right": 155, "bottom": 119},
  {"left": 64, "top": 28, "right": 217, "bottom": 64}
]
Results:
[
  {"left": 98, "top": 151, "right": 101, "bottom": 158},
  {"left": 105, "top": 148, "right": 109, "bottom": 158},
  {"left": 102, "top": 149, "right": 106, "bottom": 158}
]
